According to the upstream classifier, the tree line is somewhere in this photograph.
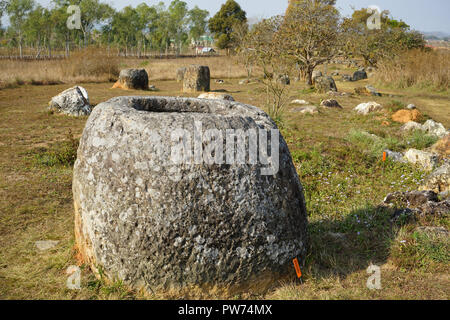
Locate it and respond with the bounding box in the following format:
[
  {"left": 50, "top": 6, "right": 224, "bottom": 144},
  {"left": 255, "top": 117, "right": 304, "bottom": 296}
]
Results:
[{"left": 0, "top": 0, "right": 216, "bottom": 57}]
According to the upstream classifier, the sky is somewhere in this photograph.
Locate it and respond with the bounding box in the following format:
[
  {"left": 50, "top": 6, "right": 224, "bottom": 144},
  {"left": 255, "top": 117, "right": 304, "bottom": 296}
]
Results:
[{"left": 7, "top": 0, "right": 450, "bottom": 34}]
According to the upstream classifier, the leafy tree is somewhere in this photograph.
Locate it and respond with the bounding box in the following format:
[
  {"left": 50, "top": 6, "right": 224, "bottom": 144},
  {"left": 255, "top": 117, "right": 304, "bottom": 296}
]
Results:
[
  {"left": 168, "top": 0, "right": 188, "bottom": 52},
  {"left": 188, "top": 5, "right": 209, "bottom": 42},
  {"left": 281, "top": 0, "right": 342, "bottom": 85},
  {"left": 342, "top": 8, "right": 425, "bottom": 66},
  {"left": 208, "top": 0, "right": 246, "bottom": 51},
  {"left": 7, "top": 0, "right": 35, "bottom": 57},
  {"left": 242, "top": 16, "right": 294, "bottom": 119}
]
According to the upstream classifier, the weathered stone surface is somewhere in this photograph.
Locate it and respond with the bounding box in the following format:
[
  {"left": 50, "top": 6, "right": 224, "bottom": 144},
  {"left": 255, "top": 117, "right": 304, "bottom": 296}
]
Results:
[
  {"left": 392, "top": 109, "right": 424, "bottom": 124},
  {"left": 48, "top": 86, "right": 91, "bottom": 117},
  {"left": 320, "top": 99, "right": 342, "bottom": 109},
  {"left": 291, "top": 99, "right": 309, "bottom": 105},
  {"left": 113, "top": 69, "right": 149, "bottom": 90},
  {"left": 403, "top": 149, "right": 438, "bottom": 171},
  {"left": 430, "top": 135, "right": 450, "bottom": 158},
  {"left": 422, "top": 120, "right": 448, "bottom": 138},
  {"left": 354, "top": 102, "right": 383, "bottom": 115},
  {"left": 198, "top": 92, "right": 235, "bottom": 101},
  {"left": 314, "top": 76, "right": 337, "bottom": 93},
  {"left": 420, "top": 164, "right": 450, "bottom": 193},
  {"left": 407, "top": 104, "right": 417, "bottom": 110},
  {"left": 73, "top": 96, "right": 309, "bottom": 295},
  {"left": 291, "top": 106, "right": 318, "bottom": 115},
  {"left": 176, "top": 67, "right": 186, "bottom": 82},
  {"left": 364, "top": 85, "right": 382, "bottom": 97},
  {"left": 183, "top": 65, "right": 210, "bottom": 93},
  {"left": 384, "top": 149, "right": 407, "bottom": 163},
  {"left": 381, "top": 190, "right": 449, "bottom": 218},
  {"left": 401, "top": 121, "right": 423, "bottom": 132},
  {"left": 352, "top": 69, "right": 368, "bottom": 81}
]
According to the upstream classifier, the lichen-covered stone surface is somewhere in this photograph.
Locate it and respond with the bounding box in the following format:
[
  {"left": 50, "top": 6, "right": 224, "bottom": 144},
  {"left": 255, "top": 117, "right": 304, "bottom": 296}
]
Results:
[
  {"left": 73, "top": 96, "right": 308, "bottom": 295},
  {"left": 113, "top": 69, "right": 149, "bottom": 90},
  {"left": 48, "top": 86, "right": 91, "bottom": 117},
  {"left": 183, "top": 65, "right": 210, "bottom": 93},
  {"left": 314, "top": 76, "right": 337, "bottom": 93}
]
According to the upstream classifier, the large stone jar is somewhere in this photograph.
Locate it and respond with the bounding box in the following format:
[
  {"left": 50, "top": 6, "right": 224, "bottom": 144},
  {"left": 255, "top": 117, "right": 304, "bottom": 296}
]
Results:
[{"left": 73, "top": 96, "right": 308, "bottom": 295}]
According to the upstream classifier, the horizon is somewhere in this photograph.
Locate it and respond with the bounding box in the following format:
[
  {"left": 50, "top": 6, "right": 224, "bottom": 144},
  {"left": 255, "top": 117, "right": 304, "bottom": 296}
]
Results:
[{"left": 2, "top": 0, "right": 450, "bottom": 34}]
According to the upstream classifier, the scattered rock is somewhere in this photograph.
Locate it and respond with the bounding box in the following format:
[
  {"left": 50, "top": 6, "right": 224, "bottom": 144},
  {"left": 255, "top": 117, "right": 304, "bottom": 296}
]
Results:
[
  {"left": 35, "top": 240, "right": 59, "bottom": 251},
  {"left": 384, "top": 149, "right": 407, "bottom": 163},
  {"left": 352, "top": 69, "right": 368, "bottom": 81},
  {"left": 149, "top": 85, "right": 157, "bottom": 91},
  {"left": 314, "top": 76, "right": 337, "bottom": 93},
  {"left": 331, "top": 71, "right": 340, "bottom": 76},
  {"left": 73, "top": 96, "right": 309, "bottom": 295},
  {"left": 48, "top": 86, "right": 92, "bottom": 117},
  {"left": 239, "top": 79, "right": 250, "bottom": 85},
  {"left": 381, "top": 190, "right": 449, "bottom": 218},
  {"left": 342, "top": 74, "right": 353, "bottom": 82},
  {"left": 183, "top": 65, "right": 210, "bottom": 93},
  {"left": 215, "top": 79, "right": 225, "bottom": 84},
  {"left": 407, "top": 104, "right": 417, "bottom": 110},
  {"left": 392, "top": 109, "right": 424, "bottom": 124},
  {"left": 403, "top": 149, "right": 439, "bottom": 171},
  {"left": 420, "top": 163, "right": 450, "bottom": 193},
  {"left": 430, "top": 134, "right": 450, "bottom": 158},
  {"left": 354, "top": 102, "right": 383, "bottom": 115},
  {"left": 401, "top": 121, "right": 423, "bottom": 132},
  {"left": 291, "top": 99, "right": 310, "bottom": 105},
  {"left": 422, "top": 120, "right": 448, "bottom": 138},
  {"left": 198, "top": 92, "right": 235, "bottom": 101},
  {"left": 176, "top": 67, "right": 186, "bottom": 82},
  {"left": 327, "top": 91, "right": 351, "bottom": 97},
  {"left": 364, "top": 85, "right": 382, "bottom": 97},
  {"left": 113, "top": 69, "right": 149, "bottom": 90},
  {"left": 292, "top": 106, "right": 319, "bottom": 115},
  {"left": 416, "top": 226, "right": 449, "bottom": 237},
  {"left": 320, "top": 99, "right": 342, "bottom": 109}
]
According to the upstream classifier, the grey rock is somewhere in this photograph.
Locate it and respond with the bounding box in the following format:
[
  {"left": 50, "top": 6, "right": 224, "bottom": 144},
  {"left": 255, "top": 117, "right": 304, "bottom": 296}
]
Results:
[
  {"left": 420, "top": 163, "right": 450, "bottom": 193},
  {"left": 314, "top": 76, "right": 337, "bottom": 93},
  {"left": 198, "top": 92, "right": 235, "bottom": 101},
  {"left": 384, "top": 149, "right": 407, "bottom": 163},
  {"left": 365, "top": 85, "right": 382, "bottom": 97},
  {"left": 422, "top": 120, "right": 448, "bottom": 138},
  {"left": 73, "top": 96, "right": 309, "bottom": 295},
  {"left": 354, "top": 102, "right": 383, "bottom": 115},
  {"left": 48, "top": 86, "right": 91, "bottom": 117},
  {"left": 404, "top": 149, "right": 439, "bottom": 171},
  {"left": 117, "top": 69, "right": 149, "bottom": 90},
  {"left": 401, "top": 121, "right": 423, "bottom": 132},
  {"left": 407, "top": 104, "right": 417, "bottom": 110},
  {"left": 320, "top": 99, "right": 342, "bottom": 109},
  {"left": 183, "top": 65, "right": 210, "bottom": 93},
  {"left": 352, "top": 70, "right": 368, "bottom": 81}
]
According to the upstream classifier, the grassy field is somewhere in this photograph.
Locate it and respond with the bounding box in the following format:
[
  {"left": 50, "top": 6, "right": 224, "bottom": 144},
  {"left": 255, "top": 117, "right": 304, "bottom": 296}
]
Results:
[{"left": 0, "top": 57, "right": 448, "bottom": 299}]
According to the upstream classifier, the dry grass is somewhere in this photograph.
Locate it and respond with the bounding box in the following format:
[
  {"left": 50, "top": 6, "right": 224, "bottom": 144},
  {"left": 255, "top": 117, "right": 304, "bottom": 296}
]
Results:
[
  {"left": 373, "top": 49, "right": 450, "bottom": 91},
  {"left": 0, "top": 49, "right": 120, "bottom": 89},
  {"left": 0, "top": 56, "right": 448, "bottom": 300}
]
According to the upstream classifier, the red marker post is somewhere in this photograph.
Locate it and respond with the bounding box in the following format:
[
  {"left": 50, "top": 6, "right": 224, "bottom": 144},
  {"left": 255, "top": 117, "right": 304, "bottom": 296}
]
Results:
[{"left": 293, "top": 258, "right": 303, "bottom": 284}]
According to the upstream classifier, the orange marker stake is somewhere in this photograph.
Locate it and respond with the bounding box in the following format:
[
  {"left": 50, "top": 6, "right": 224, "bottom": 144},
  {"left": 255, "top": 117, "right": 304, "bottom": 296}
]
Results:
[
  {"left": 383, "top": 151, "right": 387, "bottom": 162},
  {"left": 293, "top": 258, "right": 302, "bottom": 280}
]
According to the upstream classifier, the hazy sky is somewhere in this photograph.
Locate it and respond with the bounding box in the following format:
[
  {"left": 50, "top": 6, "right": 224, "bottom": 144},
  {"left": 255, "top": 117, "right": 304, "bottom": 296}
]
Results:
[{"left": 24, "top": 0, "right": 450, "bottom": 33}]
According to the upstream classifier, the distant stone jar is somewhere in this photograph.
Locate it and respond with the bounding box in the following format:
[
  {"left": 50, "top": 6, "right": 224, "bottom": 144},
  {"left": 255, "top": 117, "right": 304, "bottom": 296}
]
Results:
[
  {"left": 113, "top": 69, "right": 149, "bottom": 90},
  {"left": 314, "top": 76, "right": 337, "bottom": 93},
  {"left": 183, "top": 65, "right": 210, "bottom": 93},
  {"left": 73, "top": 96, "right": 309, "bottom": 296}
]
